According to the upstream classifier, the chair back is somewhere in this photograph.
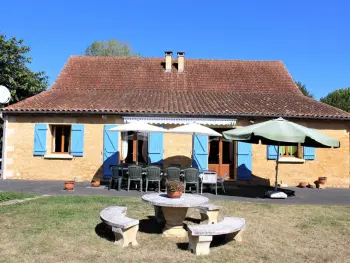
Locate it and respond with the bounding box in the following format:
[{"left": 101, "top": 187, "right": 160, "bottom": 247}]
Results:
[
  {"left": 146, "top": 166, "right": 161, "bottom": 180},
  {"left": 184, "top": 168, "right": 199, "bottom": 183},
  {"left": 166, "top": 166, "right": 181, "bottom": 181},
  {"left": 128, "top": 165, "right": 143, "bottom": 179},
  {"left": 218, "top": 170, "right": 228, "bottom": 182},
  {"left": 110, "top": 165, "right": 121, "bottom": 179},
  {"left": 168, "top": 164, "right": 181, "bottom": 168},
  {"left": 201, "top": 172, "right": 217, "bottom": 184}
]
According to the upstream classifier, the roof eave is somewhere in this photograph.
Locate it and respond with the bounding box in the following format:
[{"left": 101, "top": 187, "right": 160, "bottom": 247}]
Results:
[{"left": 2, "top": 110, "right": 350, "bottom": 121}]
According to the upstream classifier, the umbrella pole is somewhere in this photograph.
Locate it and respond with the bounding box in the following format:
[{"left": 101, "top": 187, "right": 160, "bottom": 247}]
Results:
[{"left": 274, "top": 143, "right": 280, "bottom": 192}]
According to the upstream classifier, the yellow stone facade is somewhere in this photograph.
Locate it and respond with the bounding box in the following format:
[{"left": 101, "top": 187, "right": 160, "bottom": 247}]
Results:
[{"left": 2, "top": 115, "right": 350, "bottom": 188}]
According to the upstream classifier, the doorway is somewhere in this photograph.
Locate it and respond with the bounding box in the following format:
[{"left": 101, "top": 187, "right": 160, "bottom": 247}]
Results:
[
  {"left": 208, "top": 129, "right": 236, "bottom": 180},
  {"left": 124, "top": 132, "right": 148, "bottom": 165}
]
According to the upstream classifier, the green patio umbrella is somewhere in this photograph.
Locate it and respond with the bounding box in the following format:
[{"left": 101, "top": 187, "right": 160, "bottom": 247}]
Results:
[{"left": 223, "top": 117, "right": 340, "bottom": 192}]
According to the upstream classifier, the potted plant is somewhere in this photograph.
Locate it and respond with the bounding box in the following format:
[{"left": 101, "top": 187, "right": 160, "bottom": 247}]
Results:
[
  {"left": 91, "top": 179, "right": 100, "bottom": 187},
  {"left": 318, "top": 177, "right": 327, "bottom": 185},
  {"left": 298, "top": 182, "right": 308, "bottom": 188},
  {"left": 166, "top": 181, "right": 184, "bottom": 198},
  {"left": 64, "top": 181, "right": 75, "bottom": 191}
]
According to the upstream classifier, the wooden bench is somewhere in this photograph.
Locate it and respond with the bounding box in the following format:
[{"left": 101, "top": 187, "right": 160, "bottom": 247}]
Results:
[
  {"left": 187, "top": 217, "right": 245, "bottom": 256},
  {"left": 197, "top": 204, "right": 221, "bottom": 224},
  {"left": 100, "top": 206, "right": 139, "bottom": 247}
]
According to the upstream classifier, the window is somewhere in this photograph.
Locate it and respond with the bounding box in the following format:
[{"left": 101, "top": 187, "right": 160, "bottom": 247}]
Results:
[
  {"left": 279, "top": 145, "right": 300, "bottom": 157},
  {"left": 52, "top": 125, "right": 71, "bottom": 153}
]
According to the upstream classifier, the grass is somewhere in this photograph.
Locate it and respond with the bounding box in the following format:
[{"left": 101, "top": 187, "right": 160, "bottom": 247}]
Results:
[
  {"left": 0, "top": 191, "right": 38, "bottom": 202},
  {"left": 0, "top": 195, "right": 349, "bottom": 263}
]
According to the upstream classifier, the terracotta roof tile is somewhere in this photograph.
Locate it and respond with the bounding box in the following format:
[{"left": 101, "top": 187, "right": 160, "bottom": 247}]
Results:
[{"left": 4, "top": 56, "right": 350, "bottom": 120}]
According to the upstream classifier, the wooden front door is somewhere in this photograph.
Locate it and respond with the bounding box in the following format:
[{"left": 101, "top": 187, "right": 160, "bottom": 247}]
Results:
[{"left": 208, "top": 136, "right": 234, "bottom": 180}]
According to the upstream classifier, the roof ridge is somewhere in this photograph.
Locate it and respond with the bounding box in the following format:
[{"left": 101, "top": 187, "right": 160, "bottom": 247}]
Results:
[{"left": 69, "top": 55, "right": 283, "bottom": 63}]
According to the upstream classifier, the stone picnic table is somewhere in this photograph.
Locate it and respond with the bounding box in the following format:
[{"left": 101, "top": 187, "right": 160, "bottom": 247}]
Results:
[{"left": 142, "top": 193, "right": 209, "bottom": 238}]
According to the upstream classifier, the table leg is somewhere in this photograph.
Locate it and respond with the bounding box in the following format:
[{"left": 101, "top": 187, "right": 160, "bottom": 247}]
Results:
[
  {"left": 161, "top": 207, "right": 188, "bottom": 238},
  {"left": 154, "top": 206, "right": 165, "bottom": 224}
]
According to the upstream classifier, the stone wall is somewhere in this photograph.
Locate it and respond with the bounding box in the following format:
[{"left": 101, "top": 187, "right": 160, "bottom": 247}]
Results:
[
  {"left": 3, "top": 115, "right": 124, "bottom": 181},
  {"left": 245, "top": 119, "right": 350, "bottom": 188},
  {"left": 3, "top": 115, "right": 350, "bottom": 187}
]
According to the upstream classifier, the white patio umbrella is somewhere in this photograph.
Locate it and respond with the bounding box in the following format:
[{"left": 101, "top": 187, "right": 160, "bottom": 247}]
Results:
[
  {"left": 109, "top": 122, "right": 167, "bottom": 165},
  {"left": 167, "top": 123, "right": 222, "bottom": 167}
]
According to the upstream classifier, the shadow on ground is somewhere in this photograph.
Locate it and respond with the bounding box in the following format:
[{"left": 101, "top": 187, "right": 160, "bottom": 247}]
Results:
[
  {"left": 139, "top": 216, "right": 163, "bottom": 234},
  {"left": 218, "top": 184, "right": 296, "bottom": 199},
  {"left": 95, "top": 222, "right": 114, "bottom": 242},
  {"left": 176, "top": 234, "right": 234, "bottom": 251}
]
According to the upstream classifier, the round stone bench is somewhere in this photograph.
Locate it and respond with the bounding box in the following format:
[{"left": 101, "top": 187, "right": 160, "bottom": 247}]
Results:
[
  {"left": 100, "top": 206, "right": 139, "bottom": 247},
  {"left": 187, "top": 217, "right": 245, "bottom": 255}
]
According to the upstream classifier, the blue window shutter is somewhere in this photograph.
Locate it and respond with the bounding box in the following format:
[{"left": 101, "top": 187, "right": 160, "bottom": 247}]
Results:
[
  {"left": 148, "top": 130, "right": 164, "bottom": 164},
  {"left": 192, "top": 135, "right": 208, "bottom": 172},
  {"left": 71, "top": 124, "right": 84, "bottom": 157},
  {"left": 237, "top": 142, "right": 252, "bottom": 180},
  {"left": 103, "top": 124, "right": 119, "bottom": 178},
  {"left": 303, "top": 146, "right": 315, "bottom": 160},
  {"left": 33, "top": 124, "right": 47, "bottom": 156},
  {"left": 267, "top": 145, "right": 278, "bottom": 160}
]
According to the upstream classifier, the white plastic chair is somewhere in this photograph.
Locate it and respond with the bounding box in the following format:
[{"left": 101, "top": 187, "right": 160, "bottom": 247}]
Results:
[
  {"left": 200, "top": 171, "right": 218, "bottom": 195},
  {"left": 217, "top": 170, "right": 228, "bottom": 193}
]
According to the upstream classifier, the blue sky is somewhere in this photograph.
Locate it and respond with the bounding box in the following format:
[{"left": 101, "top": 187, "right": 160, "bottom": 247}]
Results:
[{"left": 1, "top": 0, "right": 349, "bottom": 99}]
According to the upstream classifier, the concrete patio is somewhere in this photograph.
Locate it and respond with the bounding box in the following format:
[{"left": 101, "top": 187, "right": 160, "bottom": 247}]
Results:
[{"left": 0, "top": 179, "right": 349, "bottom": 205}]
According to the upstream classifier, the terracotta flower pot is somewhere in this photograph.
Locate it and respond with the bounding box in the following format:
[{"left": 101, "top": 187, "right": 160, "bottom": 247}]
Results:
[
  {"left": 298, "top": 182, "right": 308, "bottom": 188},
  {"left": 64, "top": 181, "right": 75, "bottom": 191},
  {"left": 318, "top": 177, "right": 327, "bottom": 185},
  {"left": 91, "top": 180, "right": 100, "bottom": 187},
  {"left": 167, "top": 191, "right": 183, "bottom": 198}
]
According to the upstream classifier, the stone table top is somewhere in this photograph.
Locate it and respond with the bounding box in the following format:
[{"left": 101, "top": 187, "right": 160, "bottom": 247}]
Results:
[{"left": 142, "top": 193, "right": 209, "bottom": 208}]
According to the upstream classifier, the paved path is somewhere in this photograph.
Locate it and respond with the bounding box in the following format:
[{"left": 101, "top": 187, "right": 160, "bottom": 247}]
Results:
[{"left": 0, "top": 179, "right": 349, "bottom": 206}]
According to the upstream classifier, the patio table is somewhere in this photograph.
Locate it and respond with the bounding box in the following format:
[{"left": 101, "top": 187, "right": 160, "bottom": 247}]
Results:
[{"left": 142, "top": 193, "right": 208, "bottom": 238}]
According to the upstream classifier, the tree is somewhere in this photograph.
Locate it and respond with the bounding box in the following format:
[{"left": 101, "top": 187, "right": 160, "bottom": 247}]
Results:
[
  {"left": 0, "top": 34, "right": 48, "bottom": 104},
  {"left": 320, "top": 88, "right": 350, "bottom": 112},
  {"left": 295, "top": 81, "right": 313, "bottom": 98},
  {"left": 0, "top": 34, "right": 48, "bottom": 154},
  {"left": 85, "top": 40, "right": 141, "bottom": 57}
]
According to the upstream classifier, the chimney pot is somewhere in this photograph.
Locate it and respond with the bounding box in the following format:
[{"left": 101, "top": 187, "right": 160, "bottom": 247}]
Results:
[
  {"left": 165, "top": 51, "right": 173, "bottom": 72},
  {"left": 177, "top": 52, "right": 185, "bottom": 72}
]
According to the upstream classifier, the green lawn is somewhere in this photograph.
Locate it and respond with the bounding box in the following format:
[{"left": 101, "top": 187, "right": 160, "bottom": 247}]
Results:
[
  {"left": 0, "top": 195, "right": 349, "bottom": 263},
  {"left": 0, "top": 191, "right": 38, "bottom": 202}
]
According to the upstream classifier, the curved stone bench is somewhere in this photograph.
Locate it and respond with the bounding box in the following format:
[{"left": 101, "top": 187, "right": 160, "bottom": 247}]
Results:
[
  {"left": 100, "top": 206, "right": 139, "bottom": 247},
  {"left": 100, "top": 206, "right": 127, "bottom": 218},
  {"left": 197, "top": 204, "right": 221, "bottom": 224},
  {"left": 187, "top": 217, "right": 245, "bottom": 256}
]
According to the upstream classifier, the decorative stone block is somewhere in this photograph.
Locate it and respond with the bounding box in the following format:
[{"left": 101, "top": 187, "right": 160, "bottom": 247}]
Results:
[
  {"left": 265, "top": 190, "right": 287, "bottom": 199},
  {"left": 198, "top": 204, "right": 221, "bottom": 224},
  {"left": 188, "top": 231, "right": 212, "bottom": 256},
  {"left": 112, "top": 225, "right": 139, "bottom": 248}
]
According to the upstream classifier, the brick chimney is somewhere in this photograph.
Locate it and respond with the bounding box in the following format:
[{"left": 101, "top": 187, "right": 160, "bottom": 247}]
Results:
[
  {"left": 165, "top": 51, "right": 173, "bottom": 72},
  {"left": 177, "top": 52, "right": 185, "bottom": 72}
]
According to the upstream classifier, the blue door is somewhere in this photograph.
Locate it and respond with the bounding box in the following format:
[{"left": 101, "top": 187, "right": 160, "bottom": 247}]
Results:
[
  {"left": 103, "top": 124, "right": 119, "bottom": 178},
  {"left": 237, "top": 142, "right": 252, "bottom": 180},
  {"left": 192, "top": 135, "right": 209, "bottom": 171},
  {"left": 148, "top": 131, "right": 164, "bottom": 164}
]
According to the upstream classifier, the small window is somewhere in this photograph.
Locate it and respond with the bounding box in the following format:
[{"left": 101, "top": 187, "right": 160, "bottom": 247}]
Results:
[
  {"left": 279, "top": 145, "right": 300, "bottom": 157},
  {"left": 52, "top": 125, "right": 71, "bottom": 153}
]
